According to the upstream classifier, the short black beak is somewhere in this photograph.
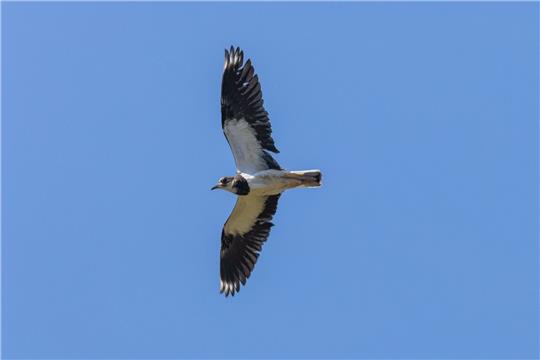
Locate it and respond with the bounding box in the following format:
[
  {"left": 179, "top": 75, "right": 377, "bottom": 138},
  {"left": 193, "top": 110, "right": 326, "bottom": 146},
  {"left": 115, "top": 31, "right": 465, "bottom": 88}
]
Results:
[{"left": 211, "top": 185, "right": 219, "bottom": 190}]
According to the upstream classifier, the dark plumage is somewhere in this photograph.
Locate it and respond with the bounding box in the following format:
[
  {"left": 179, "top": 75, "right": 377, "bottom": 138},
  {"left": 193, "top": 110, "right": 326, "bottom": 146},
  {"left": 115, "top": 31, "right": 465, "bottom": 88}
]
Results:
[
  {"left": 232, "top": 174, "right": 250, "bottom": 196},
  {"left": 213, "top": 46, "right": 322, "bottom": 297},
  {"left": 221, "top": 46, "right": 281, "bottom": 171},
  {"left": 221, "top": 46, "right": 278, "bottom": 153},
  {"left": 220, "top": 194, "right": 281, "bottom": 296}
]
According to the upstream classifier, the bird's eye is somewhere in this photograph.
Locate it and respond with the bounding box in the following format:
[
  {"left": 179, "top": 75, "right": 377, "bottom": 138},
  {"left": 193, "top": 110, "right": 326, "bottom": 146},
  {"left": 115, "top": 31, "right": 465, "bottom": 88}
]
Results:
[{"left": 220, "top": 178, "right": 226, "bottom": 184}]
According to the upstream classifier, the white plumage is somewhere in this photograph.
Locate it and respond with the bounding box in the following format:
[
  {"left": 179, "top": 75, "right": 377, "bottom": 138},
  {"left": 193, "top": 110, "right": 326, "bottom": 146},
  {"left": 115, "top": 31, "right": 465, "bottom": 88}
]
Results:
[
  {"left": 213, "top": 46, "right": 322, "bottom": 297},
  {"left": 223, "top": 118, "right": 270, "bottom": 174}
]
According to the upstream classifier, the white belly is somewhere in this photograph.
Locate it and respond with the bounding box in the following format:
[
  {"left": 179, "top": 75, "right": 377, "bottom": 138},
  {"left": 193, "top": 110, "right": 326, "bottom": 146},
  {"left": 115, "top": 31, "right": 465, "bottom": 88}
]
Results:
[{"left": 241, "top": 170, "right": 299, "bottom": 196}]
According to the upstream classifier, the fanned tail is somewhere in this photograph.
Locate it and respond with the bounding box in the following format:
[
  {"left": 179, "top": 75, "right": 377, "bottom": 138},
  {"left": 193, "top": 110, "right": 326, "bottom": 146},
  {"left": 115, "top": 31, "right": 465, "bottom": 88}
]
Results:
[{"left": 288, "top": 170, "right": 322, "bottom": 188}]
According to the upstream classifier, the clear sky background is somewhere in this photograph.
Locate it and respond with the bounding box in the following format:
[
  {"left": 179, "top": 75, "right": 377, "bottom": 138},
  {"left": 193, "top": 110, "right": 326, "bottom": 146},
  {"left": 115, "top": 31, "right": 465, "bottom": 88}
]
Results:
[{"left": 2, "top": 2, "right": 538, "bottom": 359}]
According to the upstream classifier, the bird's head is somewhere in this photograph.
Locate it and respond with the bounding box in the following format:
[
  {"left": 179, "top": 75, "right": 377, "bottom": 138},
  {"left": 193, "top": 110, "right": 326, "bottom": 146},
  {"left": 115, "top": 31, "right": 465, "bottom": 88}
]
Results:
[
  {"left": 211, "top": 176, "right": 235, "bottom": 193},
  {"left": 212, "top": 175, "right": 250, "bottom": 195}
]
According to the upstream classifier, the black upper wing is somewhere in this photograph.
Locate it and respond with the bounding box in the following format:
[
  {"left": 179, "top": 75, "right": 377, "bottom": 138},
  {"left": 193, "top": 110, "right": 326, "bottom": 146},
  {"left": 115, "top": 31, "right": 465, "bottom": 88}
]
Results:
[{"left": 220, "top": 194, "right": 281, "bottom": 296}]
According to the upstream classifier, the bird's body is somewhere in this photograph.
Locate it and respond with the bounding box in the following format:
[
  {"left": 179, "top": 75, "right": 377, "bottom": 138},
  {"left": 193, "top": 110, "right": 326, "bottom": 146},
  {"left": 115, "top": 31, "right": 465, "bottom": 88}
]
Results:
[
  {"left": 236, "top": 169, "right": 322, "bottom": 196},
  {"left": 213, "top": 46, "right": 322, "bottom": 296}
]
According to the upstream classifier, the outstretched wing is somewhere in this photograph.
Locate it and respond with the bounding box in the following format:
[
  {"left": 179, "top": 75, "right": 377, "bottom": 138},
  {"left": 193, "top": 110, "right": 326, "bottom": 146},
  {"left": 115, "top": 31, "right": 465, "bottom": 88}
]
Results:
[
  {"left": 220, "top": 194, "right": 281, "bottom": 296},
  {"left": 221, "top": 46, "right": 281, "bottom": 174}
]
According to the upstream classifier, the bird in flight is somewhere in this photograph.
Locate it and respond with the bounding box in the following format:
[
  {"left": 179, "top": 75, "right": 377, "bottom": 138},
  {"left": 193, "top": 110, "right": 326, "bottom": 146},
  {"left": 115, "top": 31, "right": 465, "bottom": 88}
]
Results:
[{"left": 212, "top": 46, "right": 322, "bottom": 297}]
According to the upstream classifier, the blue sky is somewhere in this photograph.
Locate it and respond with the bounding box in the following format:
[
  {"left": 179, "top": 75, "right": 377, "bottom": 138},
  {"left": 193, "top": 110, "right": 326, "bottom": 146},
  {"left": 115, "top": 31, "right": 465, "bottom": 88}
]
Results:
[{"left": 2, "top": 2, "right": 538, "bottom": 359}]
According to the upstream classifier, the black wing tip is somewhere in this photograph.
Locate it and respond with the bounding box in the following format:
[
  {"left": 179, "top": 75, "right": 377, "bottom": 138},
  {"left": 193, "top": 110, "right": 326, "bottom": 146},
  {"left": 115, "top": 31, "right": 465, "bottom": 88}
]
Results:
[
  {"left": 220, "top": 279, "right": 242, "bottom": 297},
  {"left": 219, "top": 195, "right": 281, "bottom": 298},
  {"left": 224, "top": 46, "right": 244, "bottom": 71},
  {"left": 226, "top": 45, "right": 242, "bottom": 53},
  {"left": 221, "top": 46, "right": 280, "bottom": 155}
]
